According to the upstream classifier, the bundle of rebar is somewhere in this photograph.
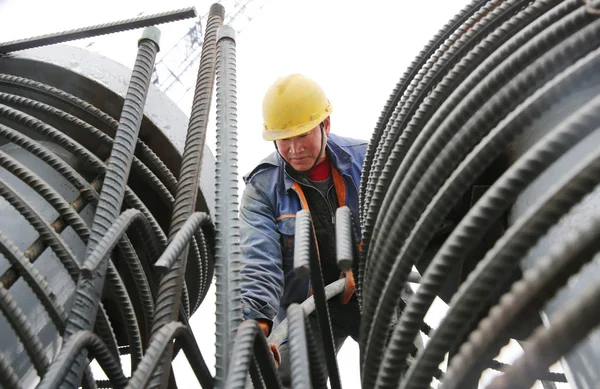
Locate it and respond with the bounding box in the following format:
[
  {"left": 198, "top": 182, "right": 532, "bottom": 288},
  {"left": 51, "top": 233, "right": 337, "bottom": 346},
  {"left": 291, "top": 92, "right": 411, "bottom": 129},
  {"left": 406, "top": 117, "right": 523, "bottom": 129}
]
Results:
[{"left": 1, "top": 1, "right": 599, "bottom": 388}]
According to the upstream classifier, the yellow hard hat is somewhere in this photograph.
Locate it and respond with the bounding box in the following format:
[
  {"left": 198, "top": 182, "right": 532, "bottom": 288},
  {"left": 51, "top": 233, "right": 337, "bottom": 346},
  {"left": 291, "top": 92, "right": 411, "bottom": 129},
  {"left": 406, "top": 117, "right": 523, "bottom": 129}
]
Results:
[{"left": 262, "top": 74, "right": 333, "bottom": 141}]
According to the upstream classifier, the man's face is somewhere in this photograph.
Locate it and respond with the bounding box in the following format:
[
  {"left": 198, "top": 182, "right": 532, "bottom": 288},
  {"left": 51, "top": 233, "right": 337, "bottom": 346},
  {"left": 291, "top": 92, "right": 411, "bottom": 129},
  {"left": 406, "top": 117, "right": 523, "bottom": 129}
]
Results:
[{"left": 276, "top": 119, "right": 330, "bottom": 172}]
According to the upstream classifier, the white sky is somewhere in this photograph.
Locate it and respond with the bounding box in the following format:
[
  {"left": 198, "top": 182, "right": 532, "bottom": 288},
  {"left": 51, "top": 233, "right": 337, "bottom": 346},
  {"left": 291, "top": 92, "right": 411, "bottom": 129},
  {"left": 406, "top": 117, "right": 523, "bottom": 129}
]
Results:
[{"left": 0, "top": 1, "right": 569, "bottom": 388}]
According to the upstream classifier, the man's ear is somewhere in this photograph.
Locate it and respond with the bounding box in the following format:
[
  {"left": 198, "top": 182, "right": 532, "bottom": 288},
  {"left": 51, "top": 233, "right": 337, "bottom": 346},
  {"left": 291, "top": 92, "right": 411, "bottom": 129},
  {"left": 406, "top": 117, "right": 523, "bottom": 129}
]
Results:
[{"left": 324, "top": 116, "right": 331, "bottom": 135}]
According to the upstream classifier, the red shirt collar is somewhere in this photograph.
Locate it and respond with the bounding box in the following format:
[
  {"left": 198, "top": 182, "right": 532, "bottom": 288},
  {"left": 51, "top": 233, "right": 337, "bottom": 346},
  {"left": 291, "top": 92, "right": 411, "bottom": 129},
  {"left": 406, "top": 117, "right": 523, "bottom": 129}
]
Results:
[{"left": 306, "top": 156, "right": 331, "bottom": 181}]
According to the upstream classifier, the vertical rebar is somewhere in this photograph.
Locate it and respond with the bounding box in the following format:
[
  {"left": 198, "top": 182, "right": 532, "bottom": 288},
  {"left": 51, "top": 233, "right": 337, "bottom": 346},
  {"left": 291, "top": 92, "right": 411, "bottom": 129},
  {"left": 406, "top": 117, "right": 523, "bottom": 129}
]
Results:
[
  {"left": 335, "top": 206, "right": 354, "bottom": 271},
  {"left": 148, "top": 4, "right": 223, "bottom": 388},
  {"left": 295, "top": 210, "right": 342, "bottom": 389},
  {"left": 59, "top": 26, "right": 160, "bottom": 389},
  {"left": 287, "top": 304, "right": 310, "bottom": 389},
  {"left": 213, "top": 24, "right": 241, "bottom": 388}
]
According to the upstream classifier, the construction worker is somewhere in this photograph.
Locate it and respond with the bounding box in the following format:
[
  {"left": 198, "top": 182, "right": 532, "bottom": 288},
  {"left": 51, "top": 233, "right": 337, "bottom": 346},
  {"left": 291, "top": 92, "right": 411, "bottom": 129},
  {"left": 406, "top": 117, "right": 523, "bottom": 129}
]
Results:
[{"left": 239, "top": 73, "right": 366, "bottom": 384}]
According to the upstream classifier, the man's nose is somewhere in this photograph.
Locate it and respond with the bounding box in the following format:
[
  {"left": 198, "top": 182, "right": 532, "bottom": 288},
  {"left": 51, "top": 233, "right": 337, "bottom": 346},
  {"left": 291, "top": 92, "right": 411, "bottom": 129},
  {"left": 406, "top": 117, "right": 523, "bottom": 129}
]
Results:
[{"left": 289, "top": 138, "right": 302, "bottom": 154}]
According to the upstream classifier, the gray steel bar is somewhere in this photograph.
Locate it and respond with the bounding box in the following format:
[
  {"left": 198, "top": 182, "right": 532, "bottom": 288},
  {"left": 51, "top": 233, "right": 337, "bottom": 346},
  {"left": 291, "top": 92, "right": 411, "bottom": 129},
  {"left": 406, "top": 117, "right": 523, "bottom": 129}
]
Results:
[
  {"left": 268, "top": 279, "right": 346, "bottom": 347},
  {"left": 125, "top": 322, "right": 187, "bottom": 389},
  {"left": 335, "top": 206, "right": 354, "bottom": 271},
  {"left": 60, "top": 27, "right": 160, "bottom": 389},
  {"left": 153, "top": 212, "right": 211, "bottom": 272},
  {"left": 287, "top": 304, "right": 311, "bottom": 389},
  {"left": 148, "top": 4, "right": 223, "bottom": 388},
  {"left": 293, "top": 213, "right": 312, "bottom": 278},
  {"left": 0, "top": 283, "right": 49, "bottom": 376},
  {"left": 213, "top": 24, "right": 241, "bottom": 389},
  {"left": 37, "top": 331, "right": 128, "bottom": 389},
  {"left": 487, "top": 278, "right": 600, "bottom": 389},
  {"left": 0, "top": 7, "right": 193, "bottom": 54}
]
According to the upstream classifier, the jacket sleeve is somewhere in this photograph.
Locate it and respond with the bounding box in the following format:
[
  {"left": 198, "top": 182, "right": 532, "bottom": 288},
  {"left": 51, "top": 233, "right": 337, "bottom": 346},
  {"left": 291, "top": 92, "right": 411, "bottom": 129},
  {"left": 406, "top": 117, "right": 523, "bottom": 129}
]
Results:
[{"left": 239, "top": 182, "right": 284, "bottom": 322}]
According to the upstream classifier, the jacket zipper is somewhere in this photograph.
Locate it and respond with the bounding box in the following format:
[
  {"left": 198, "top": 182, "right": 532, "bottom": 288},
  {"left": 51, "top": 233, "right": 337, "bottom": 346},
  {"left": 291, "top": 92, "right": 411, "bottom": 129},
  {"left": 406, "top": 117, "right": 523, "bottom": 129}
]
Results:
[{"left": 286, "top": 171, "right": 336, "bottom": 224}]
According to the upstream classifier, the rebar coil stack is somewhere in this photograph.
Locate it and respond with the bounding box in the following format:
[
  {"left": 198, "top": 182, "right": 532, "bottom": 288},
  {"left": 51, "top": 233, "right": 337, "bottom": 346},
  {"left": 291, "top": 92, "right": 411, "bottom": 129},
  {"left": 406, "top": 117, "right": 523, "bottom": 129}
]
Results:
[
  {"left": 359, "top": 0, "right": 600, "bottom": 389},
  {"left": 1, "top": 1, "right": 600, "bottom": 389},
  {"left": 0, "top": 6, "right": 222, "bottom": 389}
]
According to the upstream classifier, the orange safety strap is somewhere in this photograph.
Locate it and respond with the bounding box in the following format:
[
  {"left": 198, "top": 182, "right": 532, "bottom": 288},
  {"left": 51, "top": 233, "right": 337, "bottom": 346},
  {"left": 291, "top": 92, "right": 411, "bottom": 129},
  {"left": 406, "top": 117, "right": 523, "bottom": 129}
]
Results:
[
  {"left": 332, "top": 168, "right": 346, "bottom": 207},
  {"left": 340, "top": 269, "right": 356, "bottom": 304},
  {"left": 292, "top": 182, "right": 311, "bottom": 211},
  {"left": 276, "top": 213, "right": 296, "bottom": 221},
  {"left": 292, "top": 177, "right": 355, "bottom": 303},
  {"left": 256, "top": 319, "right": 271, "bottom": 337},
  {"left": 331, "top": 168, "right": 356, "bottom": 303},
  {"left": 292, "top": 182, "right": 318, "bottom": 299}
]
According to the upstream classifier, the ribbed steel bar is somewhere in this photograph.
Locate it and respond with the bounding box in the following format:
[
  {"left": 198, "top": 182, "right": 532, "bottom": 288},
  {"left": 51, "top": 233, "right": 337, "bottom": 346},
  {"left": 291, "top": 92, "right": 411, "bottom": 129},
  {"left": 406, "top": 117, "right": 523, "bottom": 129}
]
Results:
[
  {"left": 0, "top": 230, "right": 67, "bottom": 332},
  {"left": 0, "top": 75, "right": 182, "bottom": 210},
  {"left": 442, "top": 204, "right": 600, "bottom": 387},
  {"left": 0, "top": 124, "right": 122, "bottom": 361},
  {"left": 178, "top": 323, "right": 215, "bottom": 389},
  {"left": 400, "top": 135, "right": 600, "bottom": 389},
  {"left": 437, "top": 108, "right": 600, "bottom": 389},
  {"left": 0, "top": 121, "right": 151, "bottom": 363},
  {"left": 0, "top": 147, "right": 155, "bottom": 343},
  {"left": 153, "top": 212, "right": 212, "bottom": 272},
  {"left": 148, "top": 4, "right": 223, "bottom": 388},
  {"left": 0, "top": 7, "right": 194, "bottom": 54},
  {"left": 0, "top": 175, "right": 80, "bottom": 285},
  {"left": 294, "top": 210, "right": 342, "bottom": 389},
  {"left": 213, "top": 24, "right": 242, "bottom": 388},
  {"left": 224, "top": 320, "right": 281, "bottom": 389},
  {"left": 125, "top": 322, "right": 187, "bottom": 389},
  {"left": 61, "top": 27, "right": 160, "bottom": 389},
  {"left": 363, "top": 0, "right": 516, "bottom": 262},
  {"left": 359, "top": 0, "right": 489, "bottom": 223},
  {"left": 362, "top": 0, "right": 577, "bottom": 303},
  {"left": 486, "top": 278, "right": 600, "bottom": 389},
  {"left": 370, "top": 34, "right": 600, "bottom": 389},
  {"left": 0, "top": 96, "right": 172, "bottom": 337},
  {"left": 286, "top": 304, "right": 310, "bottom": 389},
  {"left": 39, "top": 209, "right": 154, "bottom": 387},
  {"left": 0, "top": 349, "right": 21, "bottom": 389},
  {"left": 335, "top": 206, "right": 354, "bottom": 271},
  {"left": 268, "top": 278, "right": 346, "bottom": 347},
  {"left": 36, "top": 331, "right": 128, "bottom": 389},
  {"left": 487, "top": 360, "right": 566, "bottom": 384},
  {"left": 363, "top": 10, "right": 600, "bottom": 387},
  {"left": 0, "top": 283, "right": 49, "bottom": 376},
  {"left": 376, "top": 48, "right": 600, "bottom": 389}
]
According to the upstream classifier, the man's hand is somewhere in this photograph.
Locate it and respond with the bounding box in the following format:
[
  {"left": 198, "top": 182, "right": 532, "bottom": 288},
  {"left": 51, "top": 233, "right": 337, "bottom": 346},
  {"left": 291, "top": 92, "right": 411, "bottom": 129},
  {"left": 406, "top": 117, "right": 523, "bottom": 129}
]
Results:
[
  {"left": 340, "top": 269, "right": 355, "bottom": 304},
  {"left": 257, "top": 319, "right": 281, "bottom": 368},
  {"left": 268, "top": 343, "right": 281, "bottom": 367}
]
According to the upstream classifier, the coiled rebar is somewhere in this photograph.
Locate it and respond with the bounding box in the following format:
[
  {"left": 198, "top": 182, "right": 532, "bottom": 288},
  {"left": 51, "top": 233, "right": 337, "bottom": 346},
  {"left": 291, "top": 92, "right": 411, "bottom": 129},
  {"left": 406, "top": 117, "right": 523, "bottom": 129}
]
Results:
[{"left": 1, "top": 1, "right": 600, "bottom": 389}]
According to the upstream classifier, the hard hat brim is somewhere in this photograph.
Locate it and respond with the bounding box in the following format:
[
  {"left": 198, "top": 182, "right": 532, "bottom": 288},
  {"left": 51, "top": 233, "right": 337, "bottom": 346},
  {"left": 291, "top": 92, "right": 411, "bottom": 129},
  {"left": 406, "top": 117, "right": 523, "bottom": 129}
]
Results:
[{"left": 262, "top": 106, "right": 332, "bottom": 141}]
